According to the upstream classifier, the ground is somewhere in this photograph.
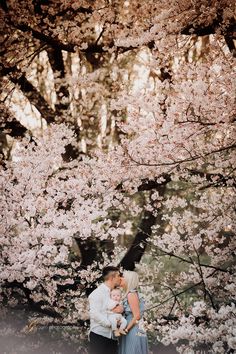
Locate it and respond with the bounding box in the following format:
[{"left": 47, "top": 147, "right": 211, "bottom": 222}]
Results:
[{"left": 0, "top": 307, "right": 178, "bottom": 354}]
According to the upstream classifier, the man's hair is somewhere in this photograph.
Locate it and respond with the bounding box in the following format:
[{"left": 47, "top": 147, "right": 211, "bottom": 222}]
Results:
[{"left": 102, "top": 266, "right": 120, "bottom": 280}]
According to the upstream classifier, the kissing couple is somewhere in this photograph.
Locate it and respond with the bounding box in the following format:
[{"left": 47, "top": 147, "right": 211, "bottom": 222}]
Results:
[{"left": 88, "top": 266, "right": 149, "bottom": 354}]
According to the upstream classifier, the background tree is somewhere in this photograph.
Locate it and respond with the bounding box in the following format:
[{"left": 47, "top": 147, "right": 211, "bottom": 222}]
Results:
[{"left": 0, "top": 1, "right": 235, "bottom": 353}]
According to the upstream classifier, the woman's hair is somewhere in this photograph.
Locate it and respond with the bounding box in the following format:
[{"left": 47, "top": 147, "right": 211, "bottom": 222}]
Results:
[{"left": 123, "top": 270, "right": 139, "bottom": 297}]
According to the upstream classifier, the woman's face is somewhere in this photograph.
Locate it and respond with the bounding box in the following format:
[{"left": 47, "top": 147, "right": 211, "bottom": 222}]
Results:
[{"left": 120, "top": 277, "right": 127, "bottom": 289}]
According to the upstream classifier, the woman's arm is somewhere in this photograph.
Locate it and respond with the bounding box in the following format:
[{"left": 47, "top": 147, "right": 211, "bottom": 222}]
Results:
[{"left": 125, "top": 292, "right": 141, "bottom": 332}]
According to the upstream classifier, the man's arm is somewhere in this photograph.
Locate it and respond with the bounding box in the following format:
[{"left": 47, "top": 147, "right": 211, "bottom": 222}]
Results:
[{"left": 89, "top": 294, "right": 111, "bottom": 328}]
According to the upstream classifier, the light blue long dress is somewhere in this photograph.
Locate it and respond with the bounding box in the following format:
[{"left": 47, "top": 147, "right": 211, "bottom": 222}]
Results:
[{"left": 119, "top": 290, "right": 149, "bottom": 354}]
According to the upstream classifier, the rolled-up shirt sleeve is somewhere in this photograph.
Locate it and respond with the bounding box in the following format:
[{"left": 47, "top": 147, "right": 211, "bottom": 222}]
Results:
[{"left": 89, "top": 294, "right": 111, "bottom": 328}]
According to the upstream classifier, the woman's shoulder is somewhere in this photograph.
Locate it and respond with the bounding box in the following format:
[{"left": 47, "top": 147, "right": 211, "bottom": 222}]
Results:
[
  {"left": 127, "top": 289, "right": 139, "bottom": 299},
  {"left": 127, "top": 290, "right": 145, "bottom": 303},
  {"left": 123, "top": 290, "right": 139, "bottom": 304}
]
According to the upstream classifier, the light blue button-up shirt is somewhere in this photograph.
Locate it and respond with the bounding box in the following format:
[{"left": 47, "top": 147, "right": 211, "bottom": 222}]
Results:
[{"left": 88, "top": 283, "right": 113, "bottom": 339}]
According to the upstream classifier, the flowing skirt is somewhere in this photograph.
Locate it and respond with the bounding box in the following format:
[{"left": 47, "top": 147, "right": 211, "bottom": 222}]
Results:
[{"left": 119, "top": 323, "right": 148, "bottom": 354}]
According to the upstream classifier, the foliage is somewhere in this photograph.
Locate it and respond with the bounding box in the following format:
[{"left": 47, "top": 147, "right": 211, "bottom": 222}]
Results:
[{"left": 0, "top": 1, "right": 235, "bottom": 353}]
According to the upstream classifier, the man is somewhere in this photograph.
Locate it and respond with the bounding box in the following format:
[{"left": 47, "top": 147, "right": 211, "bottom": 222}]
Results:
[{"left": 88, "top": 266, "right": 124, "bottom": 354}]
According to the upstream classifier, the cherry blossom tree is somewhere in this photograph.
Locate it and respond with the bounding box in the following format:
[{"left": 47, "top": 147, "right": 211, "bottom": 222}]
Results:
[{"left": 0, "top": 1, "right": 235, "bottom": 353}]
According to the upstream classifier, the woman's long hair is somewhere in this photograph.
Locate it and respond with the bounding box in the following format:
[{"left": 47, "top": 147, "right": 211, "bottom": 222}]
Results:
[{"left": 123, "top": 270, "right": 139, "bottom": 298}]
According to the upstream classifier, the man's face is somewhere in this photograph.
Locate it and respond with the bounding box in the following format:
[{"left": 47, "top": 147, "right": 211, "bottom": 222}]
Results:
[{"left": 112, "top": 272, "right": 122, "bottom": 287}]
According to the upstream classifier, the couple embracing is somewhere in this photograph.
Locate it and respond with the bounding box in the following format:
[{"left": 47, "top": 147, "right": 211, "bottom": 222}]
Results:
[{"left": 88, "top": 266, "right": 149, "bottom": 354}]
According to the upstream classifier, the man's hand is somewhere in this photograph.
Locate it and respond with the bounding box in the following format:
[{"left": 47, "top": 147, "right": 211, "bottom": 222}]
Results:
[{"left": 112, "top": 304, "right": 124, "bottom": 314}]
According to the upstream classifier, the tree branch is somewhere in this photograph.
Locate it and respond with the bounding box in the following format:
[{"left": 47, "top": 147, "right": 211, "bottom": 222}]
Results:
[
  {"left": 3, "top": 281, "right": 62, "bottom": 318},
  {"left": 187, "top": 168, "right": 236, "bottom": 189},
  {"left": 150, "top": 242, "right": 231, "bottom": 273},
  {"left": 8, "top": 22, "right": 75, "bottom": 53},
  {"left": 126, "top": 143, "right": 236, "bottom": 167},
  {"left": 2, "top": 65, "right": 56, "bottom": 123}
]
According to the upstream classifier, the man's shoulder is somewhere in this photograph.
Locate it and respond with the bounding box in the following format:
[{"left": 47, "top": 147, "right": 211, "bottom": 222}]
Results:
[{"left": 88, "top": 283, "right": 105, "bottom": 298}]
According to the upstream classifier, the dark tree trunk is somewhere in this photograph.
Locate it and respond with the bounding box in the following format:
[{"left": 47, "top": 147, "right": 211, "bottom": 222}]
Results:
[
  {"left": 119, "top": 179, "right": 169, "bottom": 270},
  {"left": 9, "top": 71, "right": 56, "bottom": 123},
  {"left": 75, "top": 238, "right": 99, "bottom": 268},
  {"left": 119, "top": 209, "right": 156, "bottom": 270},
  {"left": 46, "top": 47, "right": 70, "bottom": 113}
]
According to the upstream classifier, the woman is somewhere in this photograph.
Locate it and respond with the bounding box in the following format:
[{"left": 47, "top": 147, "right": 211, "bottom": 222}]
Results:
[{"left": 119, "top": 270, "right": 149, "bottom": 354}]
